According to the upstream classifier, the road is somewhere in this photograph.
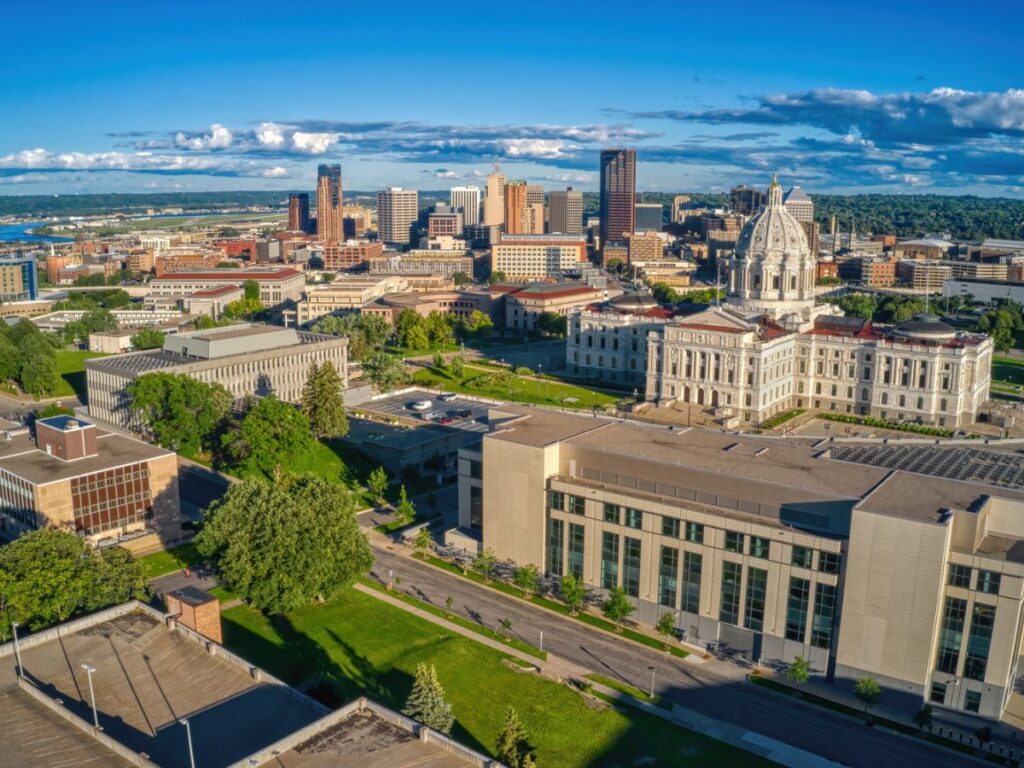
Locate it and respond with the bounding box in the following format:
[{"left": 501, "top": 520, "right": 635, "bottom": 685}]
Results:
[{"left": 370, "top": 543, "right": 982, "bottom": 768}]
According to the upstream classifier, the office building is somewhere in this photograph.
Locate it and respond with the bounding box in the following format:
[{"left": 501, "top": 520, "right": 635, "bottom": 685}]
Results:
[
  {"left": 599, "top": 149, "right": 637, "bottom": 248},
  {"left": 502, "top": 282, "right": 604, "bottom": 332},
  {"left": 377, "top": 187, "right": 419, "bottom": 245},
  {"left": 428, "top": 210, "right": 464, "bottom": 238},
  {"left": 525, "top": 184, "right": 544, "bottom": 205},
  {"left": 293, "top": 275, "right": 408, "bottom": 325},
  {"left": 731, "top": 185, "right": 766, "bottom": 215},
  {"left": 454, "top": 406, "right": 1024, "bottom": 722},
  {"left": 86, "top": 324, "right": 348, "bottom": 429},
  {"left": 634, "top": 203, "right": 664, "bottom": 233},
  {"left": 450, "top": 185, "right": 481, "bottom": 227},
  {"left": 490, "top": 234, "right": 587, "bottom": 279},
  {"left": 626, "top": 231, "right": 663, "bottom": 263},
  {"left": 0, "top": 415, "right": 179, "bottom": 544},
  {"left": 897, "top": 259, "right": 953, "bottom": 291},
  {"left": 838, "top": 256, "right": 897, "bottom": 287},
  {"left": 316, "top": 164, "right": 344, "bottom": 243},
  {"left": 0, "top": 253, "right": 38, "bottom": 301},
  {"left": 671, "top": 195, "right": 691, "bottom": 224},
  {"left": 288, "top": 193, "right": 310, "bottom": 233},
  {"left": 783, "top": 186, "right": 814, "bottom": 223},
  {"left": 322, "top": 240, "right": 384, "bottom": 271},
  {"left": 503, "top": 181, "right": 528, "bottom": 234},
  {"left": 483, "top": 162, "right": 506, "bottom": 226},
  {"left": 368, "top": 249, "right": 473, "bottom": 278},
  {"left": 148, "top": 268, "right": 305, "bottom": 307},
  {"left": 548, "top": 187, "right": 584, "bottom": 236}
]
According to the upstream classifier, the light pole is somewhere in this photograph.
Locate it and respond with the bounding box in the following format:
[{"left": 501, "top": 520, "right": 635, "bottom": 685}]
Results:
[
  {"left": 81, "top": 664, "right": 99, "bottom": 728},
  {"left": 181, "top": 718, "right": 197, "bottom": 768},
  {"left": 11, "top": 620, "right": 22, "bottom": 678},
  {"left": 647, "top": 665, "right": 656, "bottom": 699}
]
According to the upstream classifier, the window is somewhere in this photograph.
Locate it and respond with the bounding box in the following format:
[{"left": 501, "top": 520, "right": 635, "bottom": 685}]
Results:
[
  {"left": 811, "top": 583, "right": 837, "bottom": 648},
  {"left": 682, "top": 552, "right": 702, "bottom": 614},
  {"left": 963, "top": 603, "right": 996, "bottom": 681},
  {"left": 547, "top": 518, "right": 564, "bottom": 577},
  {"left": 624, "top": 538, "right": 642, "bottom": 597},
  {"left": 749, "top": 536, "right": 770, "bottom": 560},
  {"left": 744, "top": 567, "right": 767, "bottom": 632},
  {"left": 625, "top": 508, "right": 643, "bottom": 530},
  {"left": 964, "top": 691, "right": 982, "bottom": 714},
  {"left": 662, "top": 517, "right": 680, "bottom": 538},
  {"left": 719, "top": 562, "right": 742, "bottom": 626},
  {"left": 601, "top": 532, "right": 620, "bottom": 589},
  {"left": 548, "top": 491, "right": 564, "bottom": 511},
  {"left": 603, "top": 503, "right": 621, "bottom": 524},
  {"left": 791, "top": 545, "right": 813, "bottom": 569},
  {"left": 568, "top": 523, "right": 585, "bottom": 579},
  {"left": 569, "top": 495, "right": 586, "bottom": 516},
  {"left": 785, "top": 577, "right": 810, "bottom": 642},
  {"left": 724, "top": 531, "right": 744, "bottom": 553},
  {"left": 930, "top": 681, "right": 947, "bottom": 704},
  {"left": 818, "top": 551, "right": 840, "bottom": 575},
  {"left": 469, "top": 486, "right": 483, "bottom": 531},
  {"left": 685, "top": 522, "right": 704, "bottom": 544},
  {"left": 947, "top": 564, "right": 972, "bottom": 588},
  {"left": 936, "top": 597, "right": 967, "bottom": 674},
  {"left": 659, "top": 546, "right": 679, "bottom": 608},
  {"left": 976, "top": 570, "right": 1001, "bottom": 595}
]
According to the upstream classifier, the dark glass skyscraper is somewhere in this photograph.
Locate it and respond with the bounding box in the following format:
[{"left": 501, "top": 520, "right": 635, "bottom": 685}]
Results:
[
  {"left": 599, "top": 148, "right": 636, "bottom": 249},
  {"left": 288, "top": 193, "right": 310, "bottom": 233}
]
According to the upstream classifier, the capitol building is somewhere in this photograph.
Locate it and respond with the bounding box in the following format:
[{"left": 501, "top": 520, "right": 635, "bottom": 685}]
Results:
[{"left": 643, "top": 176, "right": 993, "bottom": 428}]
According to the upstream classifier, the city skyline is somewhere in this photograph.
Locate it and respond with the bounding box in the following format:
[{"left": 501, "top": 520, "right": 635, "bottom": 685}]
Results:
[{"left": 2, "top": 1, "right": 1022, "bottom": 196}]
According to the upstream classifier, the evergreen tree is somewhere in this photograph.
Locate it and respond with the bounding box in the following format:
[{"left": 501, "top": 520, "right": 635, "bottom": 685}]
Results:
[
  {"left": 402, "top": 663, "right": 454, "bottom": 734},
  {"left": 496, "top": 706, "right": 536, "bottom": 768},
  {"left": 301, "top": 361, "right": 348, "bottom": 438}
]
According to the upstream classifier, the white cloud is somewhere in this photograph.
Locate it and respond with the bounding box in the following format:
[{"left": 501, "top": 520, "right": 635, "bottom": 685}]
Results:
[
  {"left": 255, "top": 122, "right": 287, "bottom": 148},
  {"left": 499, "top": 139, "right": 572, "bottom": 158},
  {"left": 260, "top": 166, "right": 289, "bottom": 178},
  {"left": 174, "top": 123, "right": 233, "bottom": 150},
  {"left": 291, "top": 131, "right": 340, "bottom": 154}
]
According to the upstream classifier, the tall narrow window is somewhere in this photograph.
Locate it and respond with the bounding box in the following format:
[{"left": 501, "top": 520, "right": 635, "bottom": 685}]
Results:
[
  {"left": 568, "top": 523, "right": 585, "bottom": 579},
  {"left": 659, "top": 546, "right": 678, "bottom": 608},
  {"left": 682, "top": 551, "right": 702, "bottom": 614},
  {"left": 936, "top": 596, "right": 967, "bottom": 674},
  {"left": 810, "top": 583, "right": 837, "bottom": 648},
  {"left": 785, "top": 577, "right": 810, "bottom": 642},
  {"left": 744, "top": 567, "right": 768, "bottom": 632},
  {"left": 600, "top": 531, "right": 619, "bottom": 589},
  {"left": 624, "top": 537, "right": 642, "bottom": 597},
  {"left": 547, "top": 518, "right": 564, "bottom": 577},
  {"left": 964, "top": 603, "right": 996, "bottom": 681},
  {"left": 548, "top": 491, "right": 564, "bottom": 511},
  {"left": 719, "top": 561, "right": 742, "bottom": 626}
]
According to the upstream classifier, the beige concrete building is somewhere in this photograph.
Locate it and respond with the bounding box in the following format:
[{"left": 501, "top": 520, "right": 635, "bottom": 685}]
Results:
[
  {"left": 455, "top": 406, "right": 1024, "bottom": 722},
  {"left": 491, "top": 234, "right": 587, "bottom": 280},
  {"left": 148, "top": 269, "right": 305, "bottom": 307},
  {"left": 897, "top": 259, "right": 953, "bottom": 291},
  {"left": 625, "top": 231, "right": 664, "bottom": 263},
  {"left": 483, "top": 162, "right": 506, "bottom": 227},
  {"left": 376, "top": 187, "right": 419, "bottom": 245},
  {"left": 85, "top": 324, "right": 347, "bottom": 429},
  {"left": 368, "top": 250, "right": 473, "bottom": 278},
  {"left": 501, "top": 282, "right": 604, "bottom": 332},
  {"left": 361, "top": 290, "right": 496, "bottom": 325},
  {"left": 548, "top": 188, "right": 584, "bottom": 236},
  {"left": 293, "top": 275, "right": 408, "bottom": 325}
]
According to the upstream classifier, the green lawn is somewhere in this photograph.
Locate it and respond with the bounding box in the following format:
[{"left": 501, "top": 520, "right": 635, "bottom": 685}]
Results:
[
  {"left": 137, "top": 542, "right": 205, "bottom": 580},
  {"left": 412, "top": 363, "right": 622, "bottom": 410},
  {"left": 993, "top": 357, "right": 1024, "bottom": 387},
  {"left": 221, "top": 589, "right": 766, "bottom": 767},
  {"left": 53, "top": 349, "right": 107, "bottom": 399}
]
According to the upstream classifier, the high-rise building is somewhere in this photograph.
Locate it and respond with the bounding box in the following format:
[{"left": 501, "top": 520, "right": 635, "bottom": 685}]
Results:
[
  {"left": 525, "top": 184, "right": 544, "bottom": 206},
  {"left": 634, "top": 203, "right": 664, "bottom": 233},
  {"left": 548, "top": 187, "right": 584, "bottom": 235},
  {"left": 450, "top": 186, "right": 481, "bottom": 227},
  {"left": 783, "top": 186, "right": 814, "bottom": 223},
  {"left": 730, "top": 185, "right": 766, "bottom": 215},
  {"left": 599, "top": 148, "right": 636, "bottom": 248},
  {"left": 316, "top": 164, "right": 343, "bottom": 243},
  {"left": 671, "top": 194, "right": 691, "bottom": 223},
  {"left": 483, "top": 162, "right": 506, "bottom": 226},
  {"left": 0, "top": 254, "right": 38, "bottom": 301},
  {"left": 503, "top": 181, "right": 528, "bottom": 235},
  {"left": 376, "top": 187, "right": 419, "bottom": 245},
  {"left": 287, "top": 193, "right": 310, "bottom": 233},
  {"left": 523, "top": 203, "right": 545, "bottom": 235}
]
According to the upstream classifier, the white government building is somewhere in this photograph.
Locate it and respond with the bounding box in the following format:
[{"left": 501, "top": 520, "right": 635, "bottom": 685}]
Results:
[{"left": 643, "top": 176, "right": 992, "bottom": 428}]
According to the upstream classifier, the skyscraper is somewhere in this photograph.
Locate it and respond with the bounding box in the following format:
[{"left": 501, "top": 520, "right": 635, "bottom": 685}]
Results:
[
  {"left": 783, "top": 186, "right": 814, "bottom": 223},
  {"left": 483, "top": 162, "right": 506, "bottom": 226},
  {"left": 548, "top": 187, "right": 584, "bottom": 236},
  {"left": 450, "top": 186, "right": 481, "bottom": 227},
  {"left": 288, "top": 193, "right": 310, "bottom": 233},
  {"left": 599, "top": 149, "right": 636, "bottom": 249},
  {"left": 634, "top": 203, "right": 664, "bottom": 233},
  {"left": 316, "top": 164, "right": 343, "bottom": 243},
  {"left": 525, "top": 184, "right": 544, "bottom": 206},
  {"left": 730, "top": 185, "right": 766, "bottom": 216},
  {"left": 376, "top": 187, "right": 419, "bottom": 245},
  {"left": 503, "top": 181, "right": 528, "bottom": 234}
]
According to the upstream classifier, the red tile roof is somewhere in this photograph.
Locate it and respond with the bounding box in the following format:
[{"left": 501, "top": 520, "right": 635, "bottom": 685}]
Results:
[{"left": 191, "top": 285, "right": 242, "bottom": 298}]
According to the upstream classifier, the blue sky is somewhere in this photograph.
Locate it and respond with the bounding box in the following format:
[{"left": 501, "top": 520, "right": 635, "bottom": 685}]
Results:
[{"left": 2, "top": 0, "right": 1022, "bottom": 196}]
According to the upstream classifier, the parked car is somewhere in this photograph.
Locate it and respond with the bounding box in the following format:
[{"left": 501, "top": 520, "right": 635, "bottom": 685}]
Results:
[
  {"left": 438, "top": 392, "right": 458, "bottom": 402},
  {"left": 438, "top": 416, "right": 455, "bottom": 425},
  {"left": 409, "top": 400, "right": 433, "bottom": 411}
]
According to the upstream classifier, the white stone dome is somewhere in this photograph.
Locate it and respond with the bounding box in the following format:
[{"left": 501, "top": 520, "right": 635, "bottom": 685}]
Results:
[{"left": 735, "top": 174, "right": 809, "bottom": 262}]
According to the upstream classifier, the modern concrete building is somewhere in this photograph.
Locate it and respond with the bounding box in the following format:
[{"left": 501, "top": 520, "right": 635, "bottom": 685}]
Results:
[
  {"left": 730, "top": 185, "right": 766, "bottom": 215},
  {"left": 898, "top": 259, "right": 953, "bottom": 291},
  {"left": 293, "top": 275, "right": 408, "bottom": 325},
  {"left": 634, "top": 203, "right": 664, "bottom": 233},
  {"left": 490, "top": 234, "right": 588, "bottom": 279},
  {"left": 450, "top": 185, "right": 481, "bottom": 227},
  {"left": 368, "top": 249, "right": 473, "bottom": 278},
  {"left": 455, "top": 405, "right": 1024, "bottom": 722},
  {"left": 548, "top": 187, "right": 584, "bottom": 236},
  {"left": 377, "top": 187, "right": 419, "bottom": 245},
  {"left": 316, "top": 164, "right": 344, "bottom": 243},
  {"left": 0, "top": 254, "right": 38, "bottom": 301},
  {"left": 85, "top": 324, "right": 348, "bottom": 429},
  {"left": 599, "top": 149, "right": 636, "bottom": 248},
  {"left": 783, "top": 186, "right": 814, "bottom": 223},
  {"left": 0, "top": 415, "right": 179, "bottom": 545},
  {"left": 147, "top": 268, "right": 305, "bottom": 307}
]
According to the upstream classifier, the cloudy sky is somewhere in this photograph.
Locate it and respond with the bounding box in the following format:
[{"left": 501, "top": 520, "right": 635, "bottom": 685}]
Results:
[{"left": 2, "top": 0, "right": 1022, "bottom": 196}]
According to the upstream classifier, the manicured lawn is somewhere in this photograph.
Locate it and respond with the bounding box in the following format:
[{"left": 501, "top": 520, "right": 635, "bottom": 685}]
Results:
[
  {"left": 412, "top": 363, "right": 622, "bottom": 410},
  {"left": 221, "top": 589, "right": 766, "bottom": 767},
  {"left": 993, "top": 357, "right": 1024, "bottom": 387},
  {"left": 137, "top": 542, "right": 204, "bottom": 580},
  {"left": 53, "top": 350, "right": 106, "bottom": 399}
]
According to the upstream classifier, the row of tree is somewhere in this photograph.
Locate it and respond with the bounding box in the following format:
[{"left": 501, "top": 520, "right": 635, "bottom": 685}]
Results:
[{"left": 0, "top": 318, "right": 63, "bottom": 397}]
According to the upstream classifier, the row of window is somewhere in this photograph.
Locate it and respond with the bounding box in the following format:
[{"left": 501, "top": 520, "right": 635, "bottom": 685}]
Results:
[
  {"left": 947, "top": 564, "right": 1001, "bottom": 595},
  {"left": 930, "top": 680, "right": 983, "bottom": 713},
  {"left": 936, "top": 597, "right": 996, "bottom": 681}
]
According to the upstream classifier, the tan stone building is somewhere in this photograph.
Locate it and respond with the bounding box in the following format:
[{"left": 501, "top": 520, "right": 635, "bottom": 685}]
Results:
[
  {"left": 293, "top": 275, "right": 408, "bottom": 325},
  {"left": 148, "top": 269, "right": 305, "bottom": 307},
  {"left": 502, "top": 282, "right": 604, "bottom": 332},
  {"left": 491, "top": 234, "right": 587, "bottom": 279}
]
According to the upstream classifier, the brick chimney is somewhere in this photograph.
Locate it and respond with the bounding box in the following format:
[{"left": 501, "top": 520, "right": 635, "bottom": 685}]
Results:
[{"left": 165, "top": 586, "right": 222, "bottom": 644}]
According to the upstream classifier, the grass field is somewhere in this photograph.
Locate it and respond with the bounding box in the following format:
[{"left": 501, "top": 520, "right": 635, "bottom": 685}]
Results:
[
  {"left": 993, "top": 357, "right": 1024, "bottom": 387},
  {"left": 221, "top": 589, "right": 766, "bottom": 767},
  {"left": 412, "top": 363, "right": 621, "bottom": 410},
  {"left": 138, "top": 542, "right": 204, "bottom": 580}
]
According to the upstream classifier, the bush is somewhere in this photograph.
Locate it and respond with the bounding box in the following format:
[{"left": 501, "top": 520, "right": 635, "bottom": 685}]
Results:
[{"left": 818, "top": 412, "right": 956, "bottom": 438}]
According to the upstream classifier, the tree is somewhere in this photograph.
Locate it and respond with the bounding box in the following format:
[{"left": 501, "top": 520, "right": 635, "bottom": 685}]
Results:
[
  {"left": 34, "top": 403, "right": 74, "bottom": 420},
  {"left": 18, "top": 335, "right": 59, "bottom": 397},
  {"left": 127, "top": 373, "right": 232, "bottom": 456},
  {"left": 0, "top": 334, "right": 19, "bottom": 382},
  {"left": 90, "top": 546, "right": 148, "bottom": 608},
  {"left": 395, "top": 309, "right": 426, "bottom": 348},
  {"left": 913, "top": 704, "right": 933, "bottom": 730},
  {"left": 81, "top": 308, "right": 118, "bottom": 334},
  {"left": 414, "top": 526, "right": 433, "bottom": 554},
  {"left": 449, "top": 355, "right": 465, "bottom": 379},
  {"left": 487, "top": 270, "right": 508, "bottom": 286},
  {"left": 460, "top": 310, "right": 493, "bottom": 339},
  {"left": 655, "top": 612, "right": 676, "bottom": 648},
  {"left": 402, "top": 663, "right": 454, "bottom": 734},
  {"left": 425, "top": 311, "right": 455, "bottom": 347},
  {"left": 854, "top": 677, "right": 882, "bottom": 714},
  {"left": 453, "top": 271, "right": 470, "bottom": 287},
  {"left": 785, "top": 655, "right": 811, "bottom": 687},
  {"left": 513, "top": 564, "right": 540, "bottom": 599},
  {"left": 361, "top": 352, "right": 410, "bottom": 392},
  {"left": 559, "top": 573, "right": 586, "bottom": 614},
  {"left": 474, "top": 548, "right": 497, "bottom": 581},
  {"left": 367, "top": 466, "right": 389, "bottom": 504},
  {"left": 601, "top": 586, "right": 635, "bottom": 629},
  {"left": 395, "top": 485, "right": 416, "bottom": 524},
  {"left": 405, "top": 323, "right": 430, "bottom": 352},
  {"left": 827, "top": 293, "right": 877, "bottom": 320},
  {"left": 535, "top": 311, "right": 567, "bottom": 339},
  {"left": 242, "top": 279, "right": 261, "bottom": 302},
  {"left": 496, "top": 706, "right": 536, "bottom": 768},
  {"left": 301, "top": 361, "right": 348, "bottom": 438},
  {"left": 195, "top": 474, "right": 372, "bottom": 613},
  {"left": 432, "top": 352, "right": 445, "bottom": 371},
  {"left": 221, "top": 396, "right": 316, "bottom": 478},
  {"left": 130, "top": 328, "right": 166, "bottom": 350},
  {"left": 606, "top": 258, "right": 624, "bottom": 273}
]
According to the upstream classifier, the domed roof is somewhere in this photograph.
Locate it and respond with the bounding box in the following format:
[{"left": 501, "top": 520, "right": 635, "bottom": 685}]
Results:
[
  {"left": 735, "top": 174, "right": 809, "bottom": 261},
  {"left": 609, "top": 292, "right": 658, "bottom": 313},
  {"left": 891, "top": 313, "right": 956, "bottom": 342}
]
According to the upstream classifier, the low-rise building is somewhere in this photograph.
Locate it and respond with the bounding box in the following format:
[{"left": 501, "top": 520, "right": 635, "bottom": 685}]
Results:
[
  {"left": 148, "top": 268, "right": 305, "bottom": 307},
  {"left": 501, "top": 282, "right": 604, "bottom": 332},
  {"left": 897, "top": 259, "right": 953, "bottom": 292},
  {"left": 85, "top": 324, "right": 348, "bottom": 429},
  {"left": 368, "top": 249, "right": 473, "bottom": 278},
  {"left": 321, "top": 240, "right": 384, "bottom": 271},
  {"left": 895, "top": 238, "right": 955, "bottom": 261},
  {"left": 491, "top": 234, "right": 587, "bottom": 279},
  {"left": 837, "top": 256, "right": 897, "bottom": 287},
  {"left": 184, "top": 284, "right": 243, "bottom": 319},
  {"left": 361, "top": 290, "right": 496, "bottom": 325},
  {"left": 293, "top": 275, "right": 408, "bottom": 325}
]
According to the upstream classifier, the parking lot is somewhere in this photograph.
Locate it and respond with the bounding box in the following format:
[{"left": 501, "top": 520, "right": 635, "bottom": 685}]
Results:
[{"left": 359, "top": 388, "right": 493, "bottom": 434}]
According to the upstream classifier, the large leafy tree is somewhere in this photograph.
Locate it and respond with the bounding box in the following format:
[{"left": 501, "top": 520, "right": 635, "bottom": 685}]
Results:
[
  {"left": 195, "top": 474, "right": 372, "bottom": 613},
  {"left": 312, "top": 313, "right": 393, "bottom": 360},
  {"left": 18, "top": 334, "right": 59, "bottom": 397},
  {"left": 301, "top": 361, "right": 348, "bottom": 438},
  {"left": 127, "top": 372, "right": 233, "bottom": 455},
  {"left": 402, "top": 662, "right": 454, "bottom": 734},
  {"left": 424, "top": 311, "right": 455, "bottom": 347},
  {"left": 361, "top": 352, "right": 410, "bottom": 392},
  {"left": 221, "top": 396, "right": 316, "bottom": 478},
  {"left": 0, "top": 334, "right": 19, "bottom": 382},
  {"left": 130, "top": 328, "right": 166, "bottom": 350}
]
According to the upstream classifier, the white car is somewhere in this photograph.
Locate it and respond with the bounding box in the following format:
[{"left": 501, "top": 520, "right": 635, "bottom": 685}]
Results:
[{"left": 410, "top": 400, "right": 433, "bottom": 412}]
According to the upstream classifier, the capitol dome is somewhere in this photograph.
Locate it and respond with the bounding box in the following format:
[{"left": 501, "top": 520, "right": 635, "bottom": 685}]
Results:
[{"left": 735, "top": 175, "right": 810, "bottom": 261}]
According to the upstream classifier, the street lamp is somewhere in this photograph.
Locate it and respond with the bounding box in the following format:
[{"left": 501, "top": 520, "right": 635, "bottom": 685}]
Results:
[
  {"left": 647, "top": 665, "right": 656, "bottom": 699},
  {"left": 11, "top": 620, "right": 22, "bottom": 678},
  {"left": 180, "top": 718, "right": 197, "bottom": 768},
  {"left": 80, "top": 663, "right": 99, "bottom": 728}
]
